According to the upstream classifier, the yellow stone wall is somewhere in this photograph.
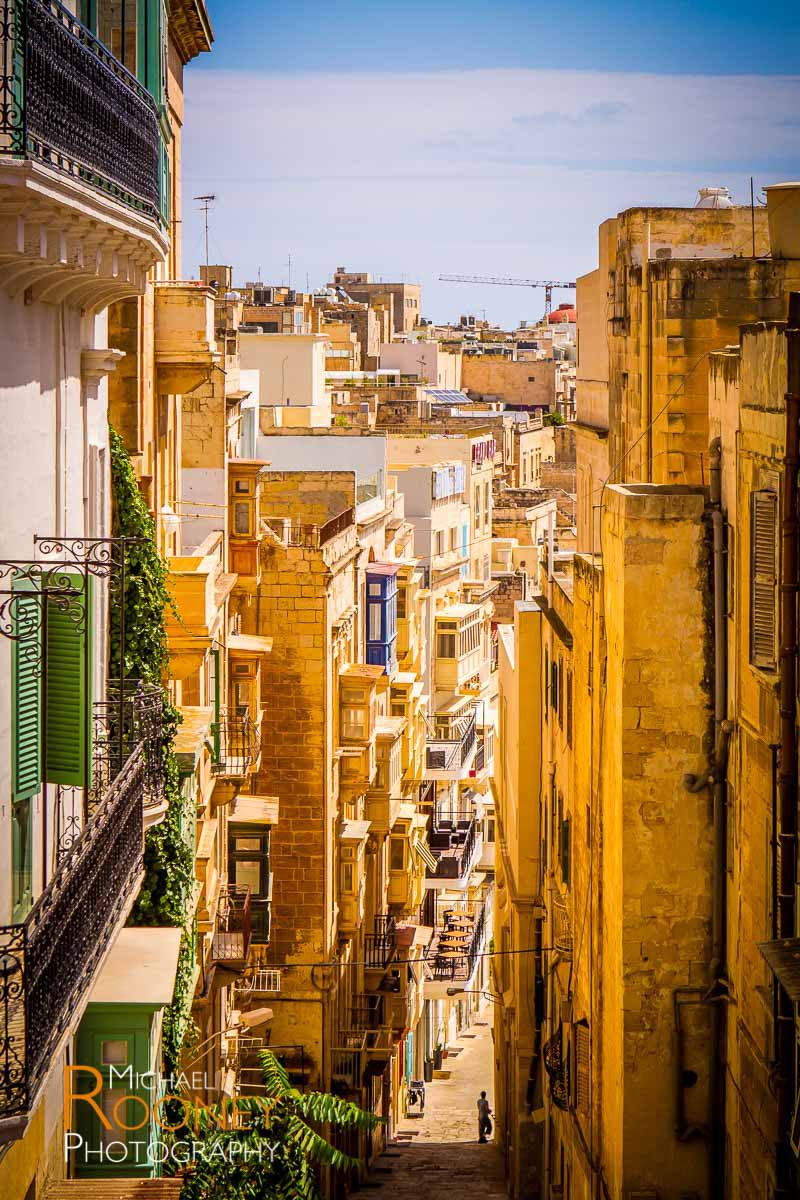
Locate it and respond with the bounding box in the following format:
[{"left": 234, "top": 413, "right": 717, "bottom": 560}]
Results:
[{"left": 709, "top": 322, "right": 788, "bottom": 1198}]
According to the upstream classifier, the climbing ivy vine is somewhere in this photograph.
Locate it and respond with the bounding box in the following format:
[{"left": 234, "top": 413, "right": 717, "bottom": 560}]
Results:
[{"left": 110, "top": 429, "right": 196, "bottom": 1077}]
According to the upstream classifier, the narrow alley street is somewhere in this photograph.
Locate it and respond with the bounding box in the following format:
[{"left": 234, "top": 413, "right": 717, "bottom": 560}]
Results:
[{"left": 361, "top": 1012, "right": 507, "bottom": 1197}]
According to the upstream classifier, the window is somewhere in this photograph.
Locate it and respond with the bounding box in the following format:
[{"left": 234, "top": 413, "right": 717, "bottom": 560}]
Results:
[
  {"left": 544, "top": 648, "right": 549, "bottom": 716},
  {"left": 101, "top": 1040, "right": 128, "bottom": 1067},
  {"left": 342, "top": 706, "right": 367, "bottom": 740},
  {"left": 528, "top": 375, "right": 536, "bottom": 382},
  {"left": 12, "top": 575, "right": 92, "bottom": 801},
  {"left": 396, "top": 586, "right": 407, "bottom": 620},
  {"left": 234, "top": 500, "right": 251, "bottom": 535},
  {"left": 574, "top": 1022, "right": 590, "bottom": 1114},
  {"left": 368, "top": 583, "right": 382, "bottom": 597},
  {"left": 12, "top": 798, "right": 31, "bottom": 922},
  {"left": 437, "top": 632, "right": 456, "bottom": 659},
  {"left": 435, "top": 530, "right": 445, "bottom": 557},
  {"left": 557, "top": 659, "right": 564, "bottom": 729},
  {"left": 750, "top": 490, "right": 778, "bottom": 669},
  {"left": 341, "top": 860, "right": 355, "bottom": 894},
  {"left": 369, "top": 603, "right": 382, "bottom": 641},
  {"left": 390, "top": 837, "right": 405, "bottom": 871},
  {"left": 474, "top": 484, "right": 481, "bottom": 533},
  {"left": 229, "top": 827, "right": 271, "bottom": 941},
  {"left": 566, "top": 671, "right": 573, "bottom": 746},
  {"left": 97, "top": 0, "right": 139, "bottom": 75},
  {"left": 484, "top": 481, "right": 490, "bottom": 529}
]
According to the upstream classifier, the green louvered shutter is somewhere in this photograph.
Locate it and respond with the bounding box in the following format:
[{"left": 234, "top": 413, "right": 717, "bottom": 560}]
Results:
[
  {"left": 12, "top": 580, "right": 42, "bottom": 800},
  {"left": 45, "top": 574, "right": 92, "bottom": 788}
]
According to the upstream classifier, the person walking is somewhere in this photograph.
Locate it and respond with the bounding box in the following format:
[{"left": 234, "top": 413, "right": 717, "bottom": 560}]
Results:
[{"left": 477, "top": 1090, "right": 492, "bottom": 1143}]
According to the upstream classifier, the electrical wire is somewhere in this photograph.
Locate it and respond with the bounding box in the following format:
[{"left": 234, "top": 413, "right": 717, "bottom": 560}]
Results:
[{"left": 268, "top": 944, "right": 548, "bottom": 973}]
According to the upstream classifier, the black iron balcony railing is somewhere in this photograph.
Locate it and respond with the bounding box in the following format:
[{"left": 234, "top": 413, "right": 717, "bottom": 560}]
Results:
[
  {"left": 425, "top": 713, "right": 476, "bottom": 773},
  {"left": 212, "top": 707, "right": 260, "bottom": 778},
  {"left": 551, "top": 894, "right": 574, "bottom": 958},
  {"left": 426, "top": 818, "right": 478, "bottom": 881},
  {"left": 364, "top": 913, "right": 397, "bottom": 970},
  {"left": 0, "top": 745, "right": 145, "bottom": 1120},
  {"left": 0, "top": 0, "right": 162, "bottom": 220},
  {"left": 351, "top": 992, "right": 385, "bottom": 1030},
  {"left": 427, "top": 901, "right": 486, "bottom": 982},
  {"left": 211, "top": 883, "right": 252, "bottom": 969},
  {"left": 543, "top": 1025, "right": 570, "bottom": 1111}
]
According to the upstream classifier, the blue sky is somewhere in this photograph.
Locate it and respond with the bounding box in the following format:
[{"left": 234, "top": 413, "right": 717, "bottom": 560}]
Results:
[{"left": 181, "top": 1, "right": 800, "bottom": 327}]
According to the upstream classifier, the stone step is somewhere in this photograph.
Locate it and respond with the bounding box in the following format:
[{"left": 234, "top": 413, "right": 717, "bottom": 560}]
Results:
[{"left": 46, "top": 1182, "right": 182, "bottom": 1200}]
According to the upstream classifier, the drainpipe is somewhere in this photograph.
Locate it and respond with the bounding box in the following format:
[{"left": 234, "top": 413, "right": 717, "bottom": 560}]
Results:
[
  {"left": 641, "top": 225, "right": 652, "bottom": 482},
  {"left": 777, "top": 292, "right": 800, "bottom": 1192},
  {"left": 681, "top": 438, "right": 732, "bottom": 1192},
  {"left": 708, "top": 436, "right": 730, "bottom": 1197}
]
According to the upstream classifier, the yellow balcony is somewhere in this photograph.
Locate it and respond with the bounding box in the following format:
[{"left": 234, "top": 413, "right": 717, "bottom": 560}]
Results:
[
  {"left": 166, "top": 532, "right": 237, "bottom": 678},
  {"left": 155, "top": 280, "right": 220, "bottom": 393},
  {"left": 338, "top": 819, "right": 370, "bottom": 934},
  {"left": 195, "top": 816, "right": 220, "bottom": 934}
]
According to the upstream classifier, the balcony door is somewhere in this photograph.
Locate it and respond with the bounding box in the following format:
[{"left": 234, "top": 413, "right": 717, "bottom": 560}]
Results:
[{"left": 228, "top": 825, "right": 271, "bottom": 943}]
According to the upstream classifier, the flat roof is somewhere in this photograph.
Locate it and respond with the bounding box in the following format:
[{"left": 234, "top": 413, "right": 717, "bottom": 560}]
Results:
[
  {"left": 89, "top": 928, "right": 183, "bottom": 1006},
  {"left": 436, "top": 603, "right": 480, "bottom": 620}
]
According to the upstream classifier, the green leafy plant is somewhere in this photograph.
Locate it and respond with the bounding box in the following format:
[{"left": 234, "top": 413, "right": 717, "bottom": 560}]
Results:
[
  {"left": 543, "top": 412, "right": 565, "bottom": 427},
  {"left": 179, "top": 1050, "right": 381, "bottom": 1200},
  {"left": 110, "top": 429, "right": 195, "bottom": 1067}
]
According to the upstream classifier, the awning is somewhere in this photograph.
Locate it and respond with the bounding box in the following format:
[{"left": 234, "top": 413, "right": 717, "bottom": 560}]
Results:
[
  {"left": 757, "top": 937, "right": 800, "bottom": 1001},
  {"left": 89, "top": 928, "right": 183, "bottom": 1007},
  {"left": 414, "top": 840, "right": 438, "bottom": 872}
]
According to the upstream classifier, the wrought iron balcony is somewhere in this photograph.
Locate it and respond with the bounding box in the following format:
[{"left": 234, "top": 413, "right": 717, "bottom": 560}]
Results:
[
  {"left": 426, "top": 818, "right": 479, "bottom": 882},
  {"left": 551, "top": 894, "right": 574, "bottom": 958},
  {"left": 212, "top": 707, "right": 260, "bottom": 779},
  {"left": 364, "top": 913, "right": 397, "bottom": 970},
  {"left": 211, "top": 883, "right": 252, "bottom": 970},
  {"left": 543, "top": 1025, "right": 569, "bottom": 1111},
  {"left": 0, "top": 745, "right": 145, "bottom": 1121},
  {"left": 425, "top": 713, "right": 477, "bottom": 780},
  {"left": 425, "top": 902, "right": 486, "bottom": 983},
  {"left": 0, "top": 0, "right": 162, "bottom": 221}
]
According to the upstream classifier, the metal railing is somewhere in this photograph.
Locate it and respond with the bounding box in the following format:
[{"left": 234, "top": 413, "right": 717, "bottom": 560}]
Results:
[
  {"left": 0, "top": 0, "right": 162, "bottom": 220},
  {"left": 427, "top": 901, "right": 486, "bottom": 981},
  {"left": 211, "top": 884, "right": 252, "bottom": 966},
  {"left": 427, "top": 818, "right": 478, "bottom": 881},
  {"left": 425, "top": 712, "right": 476, "bottom": 773},
  {"left": 0, "top": 745, "right": 145, "bottom": 1119},
  {"left": 543, "top": 1025, "right": 569, "bottom": 1111},
  {"left": 351, "top": 993, "right": 385, "bottom": 1030},
  {"left": 263, "top": 507, "right": 354, "bottom": 550},
  {"left": 212, "top": 707, "right": 260, "bottom": 778},
  {"left": 551, "top": 894, "right": 573, "bottom": 957},
  {"left": 364, "top": 913, "right": 397, "bottom": 969}
]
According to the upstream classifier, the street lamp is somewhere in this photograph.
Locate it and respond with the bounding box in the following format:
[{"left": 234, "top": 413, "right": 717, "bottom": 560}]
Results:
[{"left": 182, "top": 1005, "right": 274, "bottom": 1070}]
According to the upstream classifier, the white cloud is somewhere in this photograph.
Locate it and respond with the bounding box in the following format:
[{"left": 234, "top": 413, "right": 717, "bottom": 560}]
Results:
[{"left": 181, "top": 67, "right": 800, "bottom": 326}]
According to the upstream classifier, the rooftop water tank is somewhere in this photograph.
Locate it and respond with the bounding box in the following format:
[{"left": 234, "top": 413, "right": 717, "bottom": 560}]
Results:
[{"left": 695, "top": 186, "right": 734, "bottom": 209}]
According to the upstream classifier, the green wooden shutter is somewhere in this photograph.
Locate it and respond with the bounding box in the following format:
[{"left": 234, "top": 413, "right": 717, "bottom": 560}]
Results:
[
  {"left": 12, "top": 580, "right": 42, "bottom": 800},
  {"left": 45, "top": 575, "right": 92, "bottom": 788},
  {"left": 750, "top": 490, "right": 778, "bottom": 670}
]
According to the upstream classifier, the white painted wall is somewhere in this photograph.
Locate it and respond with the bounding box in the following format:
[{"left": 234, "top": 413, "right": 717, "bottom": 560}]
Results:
[
  {"left": 0, "top": 292, "right": 112, "bottom": 923},
  {"left": 379, "top": 342, "right": 461, "bottom": 389},
  {"left": 239, "top": 332, "right": 328, "bottom": 408}
]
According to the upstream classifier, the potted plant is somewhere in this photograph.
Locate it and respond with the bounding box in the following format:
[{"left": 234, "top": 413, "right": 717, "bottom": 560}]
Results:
[{"left": 423, "top": 1057, "right": 434, "bottom": 1082}]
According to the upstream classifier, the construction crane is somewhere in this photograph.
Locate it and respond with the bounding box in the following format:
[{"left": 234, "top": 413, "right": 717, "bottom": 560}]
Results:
[{"left": 439, "top": 274, "right": 576, "bottom": 316}]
